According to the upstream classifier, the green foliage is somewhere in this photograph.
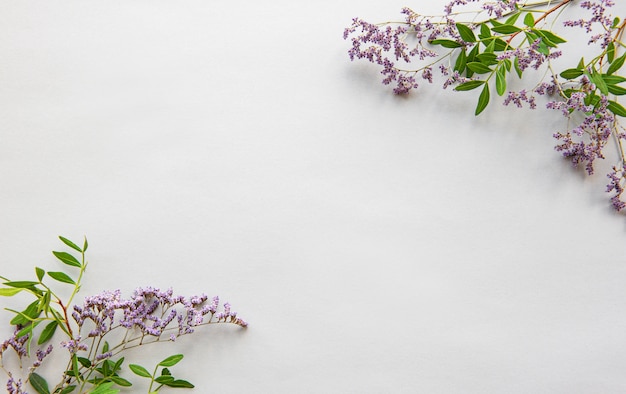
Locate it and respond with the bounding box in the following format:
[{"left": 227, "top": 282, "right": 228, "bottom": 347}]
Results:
[{"left": 130, "top": 355, "right": 194, "bottom": 392}]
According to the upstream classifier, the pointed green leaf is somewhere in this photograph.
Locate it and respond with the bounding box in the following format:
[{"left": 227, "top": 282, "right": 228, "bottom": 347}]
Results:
[
  {"left": 513, "top": 57, "right": 523, "bottom": 78},
  {"left": 456, "top": 23, "right": 476, "bottom": 42},
  {"left": 77, "top": 356, "right": 92, "bottom": 368},
  {"left": 10, "top": 300, "right": 41, "bottom": 325},
  {"left": 475, "top": 84, "right": 490, "bottom": 115},
  {"left": 59, "top": 386, "right": 76, "bottom": 394},
  {"left": 476, "top": 53, "right": 498, "bottom": 65},
  {"left": 102, "top": 341, "right": 109, "bottom": 353},
  {"left": 491, "top": 24, "right": 522, "bottom": 34},
  {"left": 505, "top": 12, "right": 521, "bottom": 25},
  {"left": 47, "top": 272, "right": 75, "bottom": 285},
  {"left": 560, "top": 68, "right": 584, "bottom": 79},
  {"left": 454, "top": 80, "right": 485, "bottom": 91},
  {"left": 109, "top": 376, "right": 132, "bottom": 387},
  {"left": 4, "top": 281, "right": 39, "bottom": 288},
  {"left": 0, "top": 287, "right": 23, "bottom": 296},
  {"left": 52, "top": 251, "right": 81, "bottom": 268},
  {"left": 607, "top": 85, "right": 626, "bottom": 95},
  {"left": 537, "top": 29, "right": 566, "bottom": 44},
  {"left": 89, "top": 382, "right": 119, "bottom": 394},
  {"left": 466, "top": 62, "right": 493, "bottom": 74},
  {"left": 38, "top": 320, "right": 58, "bottom": 345},
  {"left": 590, "top": 71, "right": 609, "bottom": 95},
  {"left": 29, "top": 373, "right": 50, "bottom": 394},
  {"left": 607, "top": 42, "right": 615, "bottom": 63},
  {"left": 607, "top": 53, "right": 626, "bottom": 75},
  {"left": 161, "top": 368, "right": 172, "bottom": 376},
  {"left": 158, "top": 354, "right": 184, "bottom": 367},
  {"left": 129, "top": 364, "right": 152, "bottom": 378},
  {"left": 59, "top": 236, "right": 82, "bottom": 253},
  {"left": 608, "top": 100, "right": 626, "bottom": 117},
  {"left": 430, "top": 39, "right": 462, "bottom": 48},
  {"left": 454, "top": 48, "right": 467, "bottom": 73},
  {"left": 523, "top": 12, "right": 535, "bottom": 27},
  {"left": 83, "top": 237, "right": 89, "bottom": 252},
  {"left": 603, "top": 75, "right": 626, "bottom": 85},
  {"left": 155, "top": 376, "right": 175, "bottom": 384},
  {"left": 164, "top": 379, "right": 194, "bottom": 388},
  {"left": 479, "top": 23, "right": 491, "bottom": 39},
  {"left": 35, "top": 267, "right": 45, "bottom": 282},
  {"left": 496, "top": 66, "right": 507, "bottom": 96}
]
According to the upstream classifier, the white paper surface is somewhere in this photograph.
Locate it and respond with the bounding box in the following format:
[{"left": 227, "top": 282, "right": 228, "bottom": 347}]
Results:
[{"left": 1, "top": 0, "right": 626, "bottom": 392}]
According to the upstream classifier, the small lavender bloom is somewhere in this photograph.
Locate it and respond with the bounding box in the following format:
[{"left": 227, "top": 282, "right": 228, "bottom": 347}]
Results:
[{"left": 32, "top": 344, "right": 53, "bottom": 368}]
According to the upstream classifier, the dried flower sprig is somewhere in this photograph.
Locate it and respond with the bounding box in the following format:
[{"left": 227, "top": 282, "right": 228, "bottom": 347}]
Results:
[
  {"left": 344, "top": 0, "right": 626, "bottom": 212},
  {"left": 0, "top": 236, "right": 246, "bottom": 394}
]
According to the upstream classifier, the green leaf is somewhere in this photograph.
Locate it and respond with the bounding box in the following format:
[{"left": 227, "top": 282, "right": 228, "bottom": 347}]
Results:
[
  {"left": 466, "top": 62, "right": 493, "bottom": 74},
  {"left": 430, "top": 39, "right": 462, "bottom": 48},
  {"left": 47, "top": 271, "right": 75, "bottom": 285},
  {"left": 454, "top": 80, "right": 485, "bottom": 91},
  {"left": 38, "top": 321, "right": 58, "bottom": 345},
  {"left": 161, "top": 368, "right": 172, "bottom": 376},
  {"left": 29, "top": 373, "right": 50, "bottom": 394},
  {"left": 52, "top": 251, "right": 81, "bottom": 268},
  {"left": 10, "top": 300, "right": 41, "bottom": 325},
  {"left": 607, "top": 53, "right": 626, "bottom": 75},
  {"left": 476, "top": 53, "right": 498, "bottom": 66},
  {"left": 485, "top": 38, "right": 496, "bottom": 53},
  {"left": 560, "top": 68, "right": 584, "bottom": 79},
  {"left": 503, "top": 58, "right": 512, "bottom": 71},
  {"left": 83, "top": 237, "right": 89, "bottom": 252},
  {"left": 577, "top": 57, "right": 585, "bottom": 69},
  {"left": 35, "top": 267, "right": 45, "bottom": 282},
  {"left": 17, "top": 323, "right": 35, "bottom": 338},
  {"left": 505, "top": 12, "right": 521, "bottom": 25},
  {"left": 0, "top": 287, "right": 23, "bottom": 296},
  {"left": 158, "top": 354, "right": 184, "bottom": 367},
  {"left": 607, "top": 84, "right": 626, "bottom": 95},
  {"left": 475, "top": 84, "right": 490, "bottom": 115},
  {"left": 78, "top": 356, "right": 92, "bottom": 368},
  {"left": 590, "top": 71, "right": 609, "bottom": 95},
  {"left": 454, "top": 48, "right": 467, "bottom": 73},
  {"left": 89, "top": 382, "right": 119, "bottom": 394},
  {"left": 496, "top": 66, "right": 507, "bottom": 96},
  {"left": 154, "top": 376, "right": 175, "bottom": 384},
  {"left": 492, "top": 38, "right": 508, "bottom": 51},
  {"left": 479, "top": 23, "right": 491, "bottom": 39},
  {"left": 113, "top": 357, "right": 124, "bottom": 372},
  {"left": 607, "top": 42, "right": 615, "bottom": 63},
  {"left": 603, "top": 75, "right": 626, "bottom": 85},
  {"left": 612, "top": 17, "right": 621, "bottom": 28},
  {"left": 523, "top": 12, "right": 535, "bottom": 27},
  {"left": 491, "top": 24, "right": 522, "bottom": 34},
  {"left": 164, "top": 379, "right": 195, "bottom": 388},
  {"left": 108, "top": 376, "right": 132, "bottom": 387},
  {"left": 536, "top": 29, "right": 566, "bottom": 45},
  {"left": 102, "top": 341, "right": 109, "bottom": 353},
  {"left": 513, "top": 57, "right": 522, "bottom": 78},
  {"left": 59, "top": 236, "right": 82, "bottom": 253},
  {"left": 608, "top": 100, "right": 626, "bottom": 117},
  {"left": 129, "top": 364, "right": 152, "bottom": 378},
  {"left": 59, "top": 386, "right": 76, "bottom": 394},
  {"left": 456, "top": 23, "right": 476, "bottom": 42},
  {"left": 4, "top": 281, "right": 39, "bottom": 288}
]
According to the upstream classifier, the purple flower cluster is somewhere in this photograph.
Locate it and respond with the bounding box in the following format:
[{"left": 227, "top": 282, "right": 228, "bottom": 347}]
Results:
[
  {"left": 344, "top": 7, "right": 453, "bottom": 94},
  {"left": 563, "top": 0, "right": 616, "bottom": 47},
  {"left": 0, "top": 328, "right": 28, "bottom": 359},
  {"left": 607, "top": 164, "right": 626, "bottom": 211},
  {"left": 550, "top": 93, "right": 614, "bottom": 175},
  {"left": 70, "top": 287, "right": 246, "bottom": 352},
  {"left": 6, "top": 374, "right": 24, "bottom": 394}
]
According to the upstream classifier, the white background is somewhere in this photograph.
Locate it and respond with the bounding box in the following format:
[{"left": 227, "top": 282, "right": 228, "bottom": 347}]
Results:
[{"left": 1, "top": 0, "right": 626, "bottom": 393}]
